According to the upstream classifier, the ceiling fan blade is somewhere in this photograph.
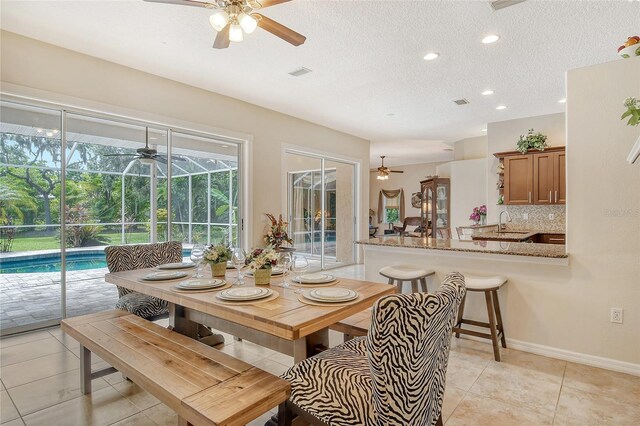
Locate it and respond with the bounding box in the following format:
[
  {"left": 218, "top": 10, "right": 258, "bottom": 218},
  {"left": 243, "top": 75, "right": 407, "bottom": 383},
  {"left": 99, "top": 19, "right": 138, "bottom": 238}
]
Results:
[
  {"left": 152, "top": 156, "right": 168, "bottom": 164},
  {"left": 156, "top": 155, "right": 187, "bottom": 162},
  {"left": 103, "top": 154, "right": 138, "bottom": 158},
  {"left": 143, "top": 0, "right": 209, "bottom": 8},
  {"left": 256, "top": 0, "right": 292, "bottom": 8},
  {"left": 390, "top": 170, "right": 404, "bottom": 173},
  {"left": 213, "top": 25, "right": 230, "bottom": 49},
  {"left": 255, "top": 14, "right": 306, "bottom": 46}
]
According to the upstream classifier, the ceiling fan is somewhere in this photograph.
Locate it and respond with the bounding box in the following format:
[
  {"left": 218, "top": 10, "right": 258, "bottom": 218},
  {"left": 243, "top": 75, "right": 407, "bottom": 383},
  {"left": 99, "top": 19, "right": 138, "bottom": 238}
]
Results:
[
  {"left": 376, "top": 156, "right": 404, "bottom": 180},
  {"left": 144, "top": 0, "right": 306, "bottom": 49},
  {"left": 103, "top": 128, "right": 185, "bottom": 165}
]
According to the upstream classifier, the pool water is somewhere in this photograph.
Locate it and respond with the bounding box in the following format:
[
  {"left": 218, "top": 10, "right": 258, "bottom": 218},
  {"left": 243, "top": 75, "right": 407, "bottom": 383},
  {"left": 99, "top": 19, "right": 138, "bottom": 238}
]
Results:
[{"left": 0, "top": 249, "right": 192, "bottom": 274}]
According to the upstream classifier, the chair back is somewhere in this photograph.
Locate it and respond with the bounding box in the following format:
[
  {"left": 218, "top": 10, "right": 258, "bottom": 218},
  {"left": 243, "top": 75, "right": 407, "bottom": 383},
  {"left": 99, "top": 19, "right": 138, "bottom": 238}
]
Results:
[
  {"left": 105, "top": 241, "right": 183, "bottom": 297},
  {"left": 436, "top": 228, "right": 452, "bottom": 239},
  {"left": 366, "top": 272, "right": 466, "bottom": 426}
]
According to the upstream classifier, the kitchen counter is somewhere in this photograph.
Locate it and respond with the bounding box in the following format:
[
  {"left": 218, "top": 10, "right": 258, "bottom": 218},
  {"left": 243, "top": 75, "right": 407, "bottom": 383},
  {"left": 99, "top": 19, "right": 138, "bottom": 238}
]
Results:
[
  {"left": 471, "top": 230, "right": 565, "bottom": 243},
  {"left": 357, "top": 236, "right": 568, "bottom": 260}
]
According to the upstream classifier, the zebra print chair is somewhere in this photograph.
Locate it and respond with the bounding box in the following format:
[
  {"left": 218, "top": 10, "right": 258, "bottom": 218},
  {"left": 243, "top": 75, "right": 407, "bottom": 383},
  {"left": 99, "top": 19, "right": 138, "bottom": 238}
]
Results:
[
  {"left": 279, "top": 272, "right": 466, "bottom": 426},
  {"left": 105, "top": 241, "right": 182, "bottom": 320}
]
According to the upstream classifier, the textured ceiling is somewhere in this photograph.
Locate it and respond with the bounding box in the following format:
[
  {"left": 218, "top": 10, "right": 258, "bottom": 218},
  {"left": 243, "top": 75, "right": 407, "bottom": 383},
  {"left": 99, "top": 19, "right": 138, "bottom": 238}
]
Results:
[{"left": 1, "top": 0, "right": 639, "bottom": 166}]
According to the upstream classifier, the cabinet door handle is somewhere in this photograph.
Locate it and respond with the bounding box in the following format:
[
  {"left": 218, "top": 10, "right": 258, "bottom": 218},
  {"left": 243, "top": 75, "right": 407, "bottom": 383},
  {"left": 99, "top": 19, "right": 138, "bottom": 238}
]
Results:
[
  {"left": 549, "top": 191, "right": 552, "bottom": 203},
  {"left": 555, "top": 190, "right": 558, "bottom": 203},
  {"left": 528, "top": 192, "right": 531, "bottom": 204}
]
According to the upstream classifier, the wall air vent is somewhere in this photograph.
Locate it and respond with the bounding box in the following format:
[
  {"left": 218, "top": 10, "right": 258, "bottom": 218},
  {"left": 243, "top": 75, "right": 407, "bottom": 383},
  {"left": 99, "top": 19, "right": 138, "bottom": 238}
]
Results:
[
  {"left": 490, "top": 0, "right": 526, "bottom": 11},
  {"left": 288, "top": 67, "right": 312, "bottom": 77},
  {"left": 453, "top": 98, "right": 470, "bottom": 105}
]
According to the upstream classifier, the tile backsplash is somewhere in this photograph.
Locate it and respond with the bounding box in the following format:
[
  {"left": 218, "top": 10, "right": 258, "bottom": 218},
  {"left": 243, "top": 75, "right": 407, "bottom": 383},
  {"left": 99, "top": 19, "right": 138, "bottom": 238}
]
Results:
[{"left": 504, "top": 205, "right": 566, "bottom": 232}]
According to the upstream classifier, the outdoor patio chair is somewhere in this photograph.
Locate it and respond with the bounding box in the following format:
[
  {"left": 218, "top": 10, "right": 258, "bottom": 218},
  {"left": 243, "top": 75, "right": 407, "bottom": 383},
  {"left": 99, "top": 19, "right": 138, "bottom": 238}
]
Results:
[
  {"left": 279, "top": 272, "right": 466, "bottom": 426},
  {"left": 104, "top": 241, "right": 182, "bottom": 320}
]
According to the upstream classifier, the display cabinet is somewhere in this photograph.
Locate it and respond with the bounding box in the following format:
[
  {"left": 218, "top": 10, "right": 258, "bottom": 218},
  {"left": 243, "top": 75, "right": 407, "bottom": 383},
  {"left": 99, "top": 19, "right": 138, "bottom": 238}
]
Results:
[{"left": 420, "top": 177, "right": 450, "bottom": 238}]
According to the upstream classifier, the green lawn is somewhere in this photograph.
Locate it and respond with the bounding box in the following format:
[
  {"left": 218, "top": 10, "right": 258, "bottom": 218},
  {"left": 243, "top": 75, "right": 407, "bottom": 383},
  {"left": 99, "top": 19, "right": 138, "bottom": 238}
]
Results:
[{"left": 9, "top": 233, "right": 150, "bottom": 252}]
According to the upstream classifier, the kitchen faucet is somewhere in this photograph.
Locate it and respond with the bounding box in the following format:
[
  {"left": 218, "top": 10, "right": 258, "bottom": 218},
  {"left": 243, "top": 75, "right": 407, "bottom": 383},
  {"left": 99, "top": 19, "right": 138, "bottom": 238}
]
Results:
[{"left": 498, "top": 210, "right": 512, "bottom": 233}]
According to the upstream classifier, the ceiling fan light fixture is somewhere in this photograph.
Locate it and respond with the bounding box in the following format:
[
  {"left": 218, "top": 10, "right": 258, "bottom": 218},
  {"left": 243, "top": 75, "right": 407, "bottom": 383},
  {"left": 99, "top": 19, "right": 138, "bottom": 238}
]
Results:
[
  {"left": 210, "top": 11, "right": 229, "bottom": 32},
  {"left": 139, "top": 157, "right": 155, "bottom": 165},
  {"left": 229, "top": 24, "right": 244, "bottom": 42},
  {"left": 238, "top": 13, "right": 257, "bottom": 34}
]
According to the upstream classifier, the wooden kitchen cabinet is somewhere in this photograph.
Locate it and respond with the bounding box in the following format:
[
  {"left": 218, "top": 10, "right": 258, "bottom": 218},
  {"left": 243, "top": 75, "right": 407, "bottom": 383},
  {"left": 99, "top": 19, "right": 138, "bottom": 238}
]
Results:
[
  {"left": 496, "top": 147, "right": 565, "bottom": 205},
  {"left": 503, "top": 155, "right": 533, "bottom": 205}
]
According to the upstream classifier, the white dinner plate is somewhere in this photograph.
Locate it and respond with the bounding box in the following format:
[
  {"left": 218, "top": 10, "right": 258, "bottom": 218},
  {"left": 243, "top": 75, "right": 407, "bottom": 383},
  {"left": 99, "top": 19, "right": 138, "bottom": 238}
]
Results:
[
  {"left": 304, "top": 288, "right": 358, "bottom": 303},
  {"left": 157, "top": 262, "right": 195, "bottom": 270},
  {"left": 142, "top": 271, "right": 189, "bottom": 281},
  {"left": 217, "top": 287, "right": 273, "bottom": 301},
  {"left": 176, "top": 279, "right": 225, "bottom": 290},
  {"left": 292, "top": 273, "right": 336, "bottom": 284}
]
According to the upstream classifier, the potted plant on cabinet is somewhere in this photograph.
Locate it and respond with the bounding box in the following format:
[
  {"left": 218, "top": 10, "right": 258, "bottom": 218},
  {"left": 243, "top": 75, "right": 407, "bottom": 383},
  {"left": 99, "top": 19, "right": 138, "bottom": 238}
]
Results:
[{"left": 516, "top": 129, "right": 548, "bottom": 154}]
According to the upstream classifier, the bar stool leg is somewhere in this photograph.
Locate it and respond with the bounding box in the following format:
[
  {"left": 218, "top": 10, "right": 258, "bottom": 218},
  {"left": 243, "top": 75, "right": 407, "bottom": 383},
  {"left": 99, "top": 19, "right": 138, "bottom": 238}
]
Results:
[
  {"left": 396, "top": 280, "right": 403, "bottom": 293},
  {"left": 485, "top": 291, "right": 501, "bottom": 362},
  {"left": 419, "top": 277, "right": 428, "bottom": 292},
  {"left": 387, "top": 277, "right": 394, "bottom": 285},
  {"left": 411, "top": 280, "right": 419, "bottom": 293},
  {"left": 492, "top": 290, "right": 507, "bottom": 349},
  {"left": 455, "top": 294, "right": 466, "bottom": 338}
]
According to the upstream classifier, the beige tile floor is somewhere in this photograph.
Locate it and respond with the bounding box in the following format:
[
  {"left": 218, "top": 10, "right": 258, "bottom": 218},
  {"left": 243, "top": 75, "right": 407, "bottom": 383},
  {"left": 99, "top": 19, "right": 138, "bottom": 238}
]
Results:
[{"left": 1, "top": 265, "right": 639, "bottom": 426}]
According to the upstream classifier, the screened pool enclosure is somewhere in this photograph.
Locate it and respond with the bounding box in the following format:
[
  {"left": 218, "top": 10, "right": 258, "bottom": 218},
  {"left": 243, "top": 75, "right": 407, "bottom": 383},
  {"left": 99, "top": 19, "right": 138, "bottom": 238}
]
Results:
[{"left": 0, "top": 99, "right": 242, "bottom": 335}]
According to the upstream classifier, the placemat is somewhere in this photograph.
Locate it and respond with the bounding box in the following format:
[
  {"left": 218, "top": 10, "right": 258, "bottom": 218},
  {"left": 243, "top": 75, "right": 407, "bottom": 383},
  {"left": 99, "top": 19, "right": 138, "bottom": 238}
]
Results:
[
  {"left": 213, "top": 291, "right": 280, "bottom": 306},
  {"left": 287, "top": 280, "right": 339, "bottom": 288},
  {"left": 169, "top": 282, "right": 232, "bottom": 293},
  {"left": 297, "top": 293, "right": 362, "bottom": 307}
]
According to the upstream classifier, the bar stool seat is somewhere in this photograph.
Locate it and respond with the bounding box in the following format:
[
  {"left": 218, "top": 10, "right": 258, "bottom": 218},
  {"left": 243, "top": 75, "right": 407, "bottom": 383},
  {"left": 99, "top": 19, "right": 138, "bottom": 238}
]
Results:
[
  {"left": 379, "top": 264, "right": 435, "bottom": 293},
  {"left": 453, "top": 274, "right": 508, "bottom": 361}
]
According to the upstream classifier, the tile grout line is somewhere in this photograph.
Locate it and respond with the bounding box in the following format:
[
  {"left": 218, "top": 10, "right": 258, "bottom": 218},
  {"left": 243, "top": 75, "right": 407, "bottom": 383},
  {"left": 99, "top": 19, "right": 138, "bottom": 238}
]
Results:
[{"left": 550, "top": 362, "right": 568, "bottom": 425}]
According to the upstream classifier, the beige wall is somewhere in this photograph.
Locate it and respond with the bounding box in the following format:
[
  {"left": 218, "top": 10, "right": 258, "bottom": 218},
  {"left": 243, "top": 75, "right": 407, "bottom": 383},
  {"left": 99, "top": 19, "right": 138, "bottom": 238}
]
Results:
[
  {"left": 436, "top": 159, "right": 487, "bottom": 235},
  {"left": 0, "top": 31, "right": 370, "bottom": 250},
  {"left": 454, "top": 135, "right": 488, "bottom": 161},
  {"left": 369, "top": 162, "right": 441, "bottom": 233}
]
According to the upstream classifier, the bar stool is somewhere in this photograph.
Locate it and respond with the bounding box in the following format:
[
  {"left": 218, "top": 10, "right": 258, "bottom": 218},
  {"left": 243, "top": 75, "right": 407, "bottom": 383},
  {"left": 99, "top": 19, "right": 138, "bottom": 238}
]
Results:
[
  {"left": 452, "top": 275, "right": 508, "bottom": 361},
  {"left": 379, "top": 264, "right": 436, "bottom": 294}
]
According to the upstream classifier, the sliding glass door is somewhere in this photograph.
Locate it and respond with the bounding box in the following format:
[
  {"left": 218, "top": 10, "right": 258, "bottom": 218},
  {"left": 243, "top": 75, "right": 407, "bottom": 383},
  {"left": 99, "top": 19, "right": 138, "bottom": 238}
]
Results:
[
  {"left": 0, "top": 102, "right": 63, "bottom": 333},
  {"left": 286, "top": 151, "right": 356, "bottom": 270},
  {"left": 0, "top": 98, "right": 243, "bottom": 335}
]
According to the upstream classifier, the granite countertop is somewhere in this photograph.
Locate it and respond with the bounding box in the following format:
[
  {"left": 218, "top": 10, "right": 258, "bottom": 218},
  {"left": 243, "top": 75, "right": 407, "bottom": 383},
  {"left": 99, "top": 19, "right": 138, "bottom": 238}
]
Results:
[
  {"left": 471, "top": 229, "right": 565, "bottom": 242},
  {"left": 357, "top": 236, "right": 568, "bottom": 259}
]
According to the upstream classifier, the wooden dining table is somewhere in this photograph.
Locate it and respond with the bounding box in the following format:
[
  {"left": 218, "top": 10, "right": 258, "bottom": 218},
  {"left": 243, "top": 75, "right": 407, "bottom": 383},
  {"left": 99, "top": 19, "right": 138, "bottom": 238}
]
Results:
[{"left": 105, "top": 269, "right": 394, "bottom": 362}]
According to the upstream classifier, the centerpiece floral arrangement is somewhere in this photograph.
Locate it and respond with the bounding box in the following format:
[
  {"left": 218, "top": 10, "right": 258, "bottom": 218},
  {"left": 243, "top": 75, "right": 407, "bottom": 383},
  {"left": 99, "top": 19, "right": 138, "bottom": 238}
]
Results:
[
  {"left": 264, "top": 213, "right": 293, "bottom": 249},
  {"left": 246, "top": 246, "right": 279, "bottom": 271},
  {"left": 204, "top": 242, "right": 232, "bottom": 277},
  {"left": 469, "top": 205, "right": 487, "bottom": 225},
  {"left": 245, "top": 245, "right": 279, "bottom": 284},
  {"left": 516, "top": 129, "right": 548, "bottom": 154}
]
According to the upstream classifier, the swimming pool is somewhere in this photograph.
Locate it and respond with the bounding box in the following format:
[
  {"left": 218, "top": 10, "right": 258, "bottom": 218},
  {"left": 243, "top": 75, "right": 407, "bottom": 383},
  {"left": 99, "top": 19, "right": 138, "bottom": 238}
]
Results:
[{"left": 0, "top": 249, "right": 192, "bottom": 274}]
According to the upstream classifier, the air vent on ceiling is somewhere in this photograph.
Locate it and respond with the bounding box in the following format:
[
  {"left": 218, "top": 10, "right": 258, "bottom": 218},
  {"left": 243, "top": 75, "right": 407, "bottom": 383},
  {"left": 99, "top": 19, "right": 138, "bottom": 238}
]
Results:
[
  {"left": 288, "top": 67, "right": 312, "bottom": 77},
  {"left": 453, "top": 98, "right": 470, "bottom": 105},
  {"left": 490, "top": 0, "right": 526, "bottom": 11}
]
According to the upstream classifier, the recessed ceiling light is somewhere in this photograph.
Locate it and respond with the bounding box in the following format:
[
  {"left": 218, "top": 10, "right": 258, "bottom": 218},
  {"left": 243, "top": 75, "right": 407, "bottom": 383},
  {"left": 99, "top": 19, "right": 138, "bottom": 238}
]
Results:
[
  {"left": 558, "top": 98, "right": 566, "bottom": 104},
  {"left": 482, "top": 90, "right": 494, "bottom": 96},
  {"left": 423, "top": 52, "right": 439, "bottom": 61},
  {"left": 386, "top": 113, "right": 395, "bottom": 117},
  {"left": 221, "top": 145, "right": 229, "bottom": 148},
  {"left": 496, "top": 105, "right": 507, "bottom": 110},
  {"left": 482, "top": 34, "right": 501, "bottom": 44},
  {"left": 482, "top": 128, "right": 487, "bottom": 132}
]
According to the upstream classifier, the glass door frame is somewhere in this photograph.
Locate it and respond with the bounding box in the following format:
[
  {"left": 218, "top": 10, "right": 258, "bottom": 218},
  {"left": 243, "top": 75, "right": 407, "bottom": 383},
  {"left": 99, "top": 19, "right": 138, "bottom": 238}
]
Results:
[
  {"left": 0, "top": 94, "right": 248, "bottom": 335},
  {"left": 283, "top": 147, "right": 359, "bottom": 270}
]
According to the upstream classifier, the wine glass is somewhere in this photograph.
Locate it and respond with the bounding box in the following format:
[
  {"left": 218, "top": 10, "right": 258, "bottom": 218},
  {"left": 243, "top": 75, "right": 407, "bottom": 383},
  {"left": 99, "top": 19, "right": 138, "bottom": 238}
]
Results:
[
  {"left": 292, "top": 255, "right": 308, "bottom": 294},
  {"left": 232, "top": 247, "right": 246, "bottom": 286},
  {"left": 190, "top": 244, "right": 205, "bottom": 278},
  {"left": 279, "top": 252, "right": 292, "bottom": 289}
]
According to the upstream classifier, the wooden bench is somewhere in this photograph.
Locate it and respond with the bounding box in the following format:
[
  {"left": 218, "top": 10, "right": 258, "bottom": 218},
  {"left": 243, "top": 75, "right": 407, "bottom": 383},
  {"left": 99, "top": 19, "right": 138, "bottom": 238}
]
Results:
[
  {"left": 61, "top": 310, "right": 290, "bottom": 426},
  {"left": 329, "top": 308, "right": 372, "bottom": 341}
]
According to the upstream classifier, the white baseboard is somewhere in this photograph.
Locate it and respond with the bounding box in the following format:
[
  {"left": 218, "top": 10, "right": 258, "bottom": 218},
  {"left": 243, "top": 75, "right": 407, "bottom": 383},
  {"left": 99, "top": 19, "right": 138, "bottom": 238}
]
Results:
[{"left": 458, "top": 335, "right": 640, "bottom": 377}]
